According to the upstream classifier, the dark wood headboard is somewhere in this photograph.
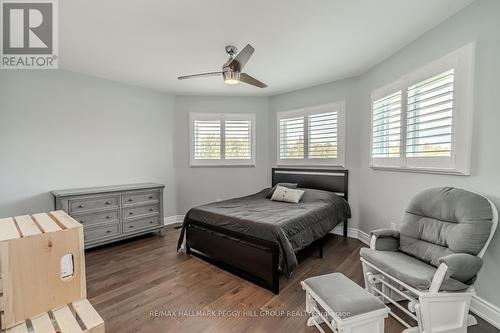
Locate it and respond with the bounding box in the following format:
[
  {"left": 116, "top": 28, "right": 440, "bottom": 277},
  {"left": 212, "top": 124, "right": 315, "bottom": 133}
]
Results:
[{"left": 271, "top": 168, "right": 349, "bottom": 201}]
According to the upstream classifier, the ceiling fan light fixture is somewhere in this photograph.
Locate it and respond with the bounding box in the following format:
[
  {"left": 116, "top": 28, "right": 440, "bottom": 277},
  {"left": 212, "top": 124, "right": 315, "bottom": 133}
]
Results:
[
  {"left": 223, "top": 71, "right": 240, "bottom": 85},
  {"left": 178, "top": 44, "right": 267, "bottom": 88}
]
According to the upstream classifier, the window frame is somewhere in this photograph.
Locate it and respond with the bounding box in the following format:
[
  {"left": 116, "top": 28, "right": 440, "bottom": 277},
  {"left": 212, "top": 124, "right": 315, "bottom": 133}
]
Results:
[
  {"left": 369, "top": 43, "right": 475, "bottom": 175},
  {"left": 189, "top": 112, "right": 256, "bottom": 167},
  {"left": 276, "top": 101, "right": 346, "bottom": 167}
]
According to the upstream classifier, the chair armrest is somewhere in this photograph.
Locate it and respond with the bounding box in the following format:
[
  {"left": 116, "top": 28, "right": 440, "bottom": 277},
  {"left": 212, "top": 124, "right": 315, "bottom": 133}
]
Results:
[
  {"left": 429, "top": 254, "right": 483, "bottom": 293},
  {"left": 439, "top": 253, "right": 483, "bottom": 283},
  {"left": 371, "top": 228, "right": 400, "bottom": 239},
  {"left": 369, "top": 228, "right": 400, "bottom": 251}
]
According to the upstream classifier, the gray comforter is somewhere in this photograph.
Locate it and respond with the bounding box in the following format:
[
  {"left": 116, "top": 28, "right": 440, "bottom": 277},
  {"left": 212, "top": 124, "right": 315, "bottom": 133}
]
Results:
[{"left": 177, "top": 188, "right": 351, "bottom": 276}]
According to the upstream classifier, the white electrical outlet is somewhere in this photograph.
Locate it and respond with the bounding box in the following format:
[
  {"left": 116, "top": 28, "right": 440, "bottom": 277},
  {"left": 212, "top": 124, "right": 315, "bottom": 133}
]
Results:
[{"left": 391, "top": 223, "right": 398, "bottom": 230}]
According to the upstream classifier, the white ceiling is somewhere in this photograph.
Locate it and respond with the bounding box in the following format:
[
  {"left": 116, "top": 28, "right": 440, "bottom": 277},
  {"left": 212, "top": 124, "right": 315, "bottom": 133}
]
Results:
[{"left": 60, "top": 0, "right": 473, "bottom": 96}]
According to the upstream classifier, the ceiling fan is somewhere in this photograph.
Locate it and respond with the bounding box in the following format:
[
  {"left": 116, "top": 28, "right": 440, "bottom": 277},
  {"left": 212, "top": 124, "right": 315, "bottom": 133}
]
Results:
[{"left": 178, "top": 44, "right": 267, "bottom": 88}]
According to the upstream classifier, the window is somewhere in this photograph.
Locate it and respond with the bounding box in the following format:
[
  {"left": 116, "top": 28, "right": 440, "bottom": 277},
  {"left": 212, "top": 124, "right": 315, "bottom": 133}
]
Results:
[
  {"left": 277, "top": 101, "right": 345, "bottom": 166},
  {"left": 190, "top": 113, "right": 255, "bottom": 166},
  {"left": 370, "top": 43, "right": 474, "bottom": 175}
]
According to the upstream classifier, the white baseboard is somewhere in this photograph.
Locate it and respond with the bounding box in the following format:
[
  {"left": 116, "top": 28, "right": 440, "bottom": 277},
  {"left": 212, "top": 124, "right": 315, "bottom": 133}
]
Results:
[
  {"left": 164, "top": 215, "right": 184, "bottom": 225},
  {"left": 470, "top": 295, "right": 500, "bottom": 329},
  {"left": 162, "top": 216, "right": 499, "bottom": 328},
  {"left": 330, "top": 222, "right": 370, "bottom": 245}
]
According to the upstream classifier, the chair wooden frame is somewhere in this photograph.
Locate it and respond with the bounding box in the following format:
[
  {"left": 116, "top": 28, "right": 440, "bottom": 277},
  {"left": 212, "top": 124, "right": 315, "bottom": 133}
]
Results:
[{"left": 361, "top": 196, "right": 498, "bottom": 333}]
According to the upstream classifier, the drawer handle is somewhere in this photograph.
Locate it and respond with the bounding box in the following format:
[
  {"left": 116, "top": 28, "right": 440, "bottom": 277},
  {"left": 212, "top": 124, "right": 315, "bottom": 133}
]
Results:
[
  {"left": 78, "top": 204, "right": 85, "bottom": 208},
  {"left": 129, "top": 225, "right": 134, "bottom": 228},
  {"left": 106, "top": 230, "right": 112, "bottom": 234},
  {"left": 149, "top": 208, "right": 154, "bottom": 212},
  {"left": 148, "top": 195, "right": 153, "bottom": 199},
  {"left": 80, "top": 219, "right": 85, "bottom": 223},
  {"left": 105, "top": 201, "right": 112, "bottom": 205},
  {"left": 149, "top": 221, "right": 154, "bottom": 224},
  {"left": 106, "top": 216, "right": 111, "bottom": 219},
  {"left": 128, "top": 198, "right": 133, "bottom": 202},
  {"left": 129, "top": 212, "right": 134, "bottom": 215}
]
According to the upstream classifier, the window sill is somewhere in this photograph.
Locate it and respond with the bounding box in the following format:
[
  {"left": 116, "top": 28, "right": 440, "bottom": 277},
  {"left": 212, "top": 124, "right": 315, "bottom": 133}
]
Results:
[
  {"left": 190, "top": 164, "right": 256, "bottom": 168},
  {"left": 370, "top": 166, "right": 470, "bottom": 176}
]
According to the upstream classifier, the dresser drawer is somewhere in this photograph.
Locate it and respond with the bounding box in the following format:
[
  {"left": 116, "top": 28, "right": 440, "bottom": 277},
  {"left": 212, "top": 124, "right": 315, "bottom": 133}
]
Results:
[
  {"left": 72, "top": 209, "right": 119, "bottom": 226},
  {"left": 123, "top": 204, "right": 160, "bottom": 219},
  {"left": 122, "top": 191, "right": 159, "bottom": 205},
  {"left": 69, "top": 195, "right": 119, "bottom": 213},
  {"left": 84, "top": 222, "right": 121, "bottom": 243},
  {"left": 123, "top": 215, "right": 161, "bottom": 234}
]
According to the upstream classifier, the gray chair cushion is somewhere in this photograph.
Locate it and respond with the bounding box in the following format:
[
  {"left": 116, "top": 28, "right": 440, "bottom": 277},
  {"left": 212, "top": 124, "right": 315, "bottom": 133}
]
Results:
[
  {"left": 399, "top": 187, "right": 493, "bottom": 268},
  {"left": 303, "top": 272, "right": 386, "bottom": 319},
  {"left": 371, "top": 229, "right": 400, "bottom": 251},
  {"left": 360, "top": 248, "right": 469, "bottom": 291},
  {"left": 439, "top": 253, "right": 483, "bottom": 283}
]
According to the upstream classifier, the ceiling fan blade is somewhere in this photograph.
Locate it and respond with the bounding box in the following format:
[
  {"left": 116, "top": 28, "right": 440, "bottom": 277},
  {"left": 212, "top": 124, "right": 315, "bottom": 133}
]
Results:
[
  {"left": 178, "top": 71, "right": 222, "bottom": 80},
  {"left": 228, "top": 44, "right": 255, "bottom": 71},
  {"left": 240, "top": 73, "right": 267, "bottom": 88}
]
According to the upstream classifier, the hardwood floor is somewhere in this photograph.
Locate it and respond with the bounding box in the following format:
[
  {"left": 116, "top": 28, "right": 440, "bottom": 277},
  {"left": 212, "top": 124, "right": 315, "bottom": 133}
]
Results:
[{"left": 85, "top": 225, "right": 498, "bottom": 333}]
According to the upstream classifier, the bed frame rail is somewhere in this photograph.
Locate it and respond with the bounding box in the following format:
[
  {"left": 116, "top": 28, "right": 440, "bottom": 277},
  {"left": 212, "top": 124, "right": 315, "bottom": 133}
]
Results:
[{"left": 186, "top": 219, "right": 280, "bottom": 294}]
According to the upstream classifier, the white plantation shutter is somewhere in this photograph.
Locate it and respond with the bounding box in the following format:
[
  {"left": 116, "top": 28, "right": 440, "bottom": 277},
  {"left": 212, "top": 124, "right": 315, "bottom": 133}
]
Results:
[
  {"left": 193, "top": 119, "right": 221, "bottom": 160},
  {"left": 190, "top": 113, "right": 255, "bottom": 166},
  {"left": 406, "top": 70, "right": 454, "bottom": 158},
  {"left": 370, "top": 43, "right": 474, "bottom": 174},
  {"left": 279, "top": 116, "right": 304, "bottom": 159},
  {"left": 371, "top": 90, "right": 402, "bottom": 167},
  {"left": 308, "top": 112, "right": 337, "bottom": 159},
  {"left": 277, "top": 101, "right": 345, "bottom": 166},
  {"left": 225, "top": 119, "right": 252, "bottom": 160}
]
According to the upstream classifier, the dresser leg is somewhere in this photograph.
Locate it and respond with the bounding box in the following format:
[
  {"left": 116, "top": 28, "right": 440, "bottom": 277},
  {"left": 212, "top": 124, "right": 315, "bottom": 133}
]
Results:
[{"left": 158, "top": 228, "right": 165, "bottom": 237}]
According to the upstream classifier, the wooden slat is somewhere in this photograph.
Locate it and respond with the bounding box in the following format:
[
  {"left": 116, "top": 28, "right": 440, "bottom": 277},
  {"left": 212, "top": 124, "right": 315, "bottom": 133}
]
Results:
[
  {"left": 13, "top": 215, "right": 41, "bottom": 237},
  {"left": 72, "top": 299, "right": 104, "bottom": 332},
  {"left": 31, "top": 313, "right": 56, "bottom": 333},
  {"left": 32, "top": 213, "right": 61, "bottom": 232},
  {"left": 6, "top": 322, "right": 29, "bottom": 333},
  {"left": 0, "top": 218, "right": 20, "bottom": 242},
  {"left": 49, "top": 211, "right": 81, "bottom": 229},
  {"left": 32, "top": 213, "right": 61, "bottom": 233},
  {"left": 52, "top": 305, "right": 82, "bottom": 332}
]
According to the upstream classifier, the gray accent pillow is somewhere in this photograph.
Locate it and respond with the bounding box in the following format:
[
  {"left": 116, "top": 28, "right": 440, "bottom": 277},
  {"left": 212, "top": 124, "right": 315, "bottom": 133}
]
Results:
[{"left": 266, "top": 182, "right": 298, "bottom": 198}]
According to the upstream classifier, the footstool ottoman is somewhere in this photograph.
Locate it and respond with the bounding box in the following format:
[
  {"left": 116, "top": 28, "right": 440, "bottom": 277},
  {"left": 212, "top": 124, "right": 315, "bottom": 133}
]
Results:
[{"left": 301, "top": 273, "right": 389, "bottom": 333}]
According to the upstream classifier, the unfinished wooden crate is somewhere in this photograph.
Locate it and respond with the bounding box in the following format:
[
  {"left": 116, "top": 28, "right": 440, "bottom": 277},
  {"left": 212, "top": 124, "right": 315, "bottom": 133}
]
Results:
[{"left": 0, "top": 211, "right": 104, "bottom": 333}]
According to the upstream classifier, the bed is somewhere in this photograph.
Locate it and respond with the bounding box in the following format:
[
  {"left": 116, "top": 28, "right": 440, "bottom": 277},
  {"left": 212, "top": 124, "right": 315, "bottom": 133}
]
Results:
[{"left": 176, "top": 168, "right": 350, "bottom": 294}]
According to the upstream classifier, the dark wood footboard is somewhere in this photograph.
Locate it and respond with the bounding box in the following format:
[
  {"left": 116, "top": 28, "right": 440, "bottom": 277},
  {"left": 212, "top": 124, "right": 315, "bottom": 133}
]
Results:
[{"left": 185, "top": 218, "right": 280, "bottom": 294}]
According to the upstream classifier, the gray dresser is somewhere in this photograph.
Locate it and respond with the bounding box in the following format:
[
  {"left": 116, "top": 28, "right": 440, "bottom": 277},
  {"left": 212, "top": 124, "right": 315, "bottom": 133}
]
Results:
[{"left": 51, "top": 183, "right": 165, "bottom": 248}]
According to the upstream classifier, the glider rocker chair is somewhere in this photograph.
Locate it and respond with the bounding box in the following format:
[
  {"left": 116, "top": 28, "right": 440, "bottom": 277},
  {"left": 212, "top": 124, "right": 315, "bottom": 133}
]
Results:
[{"left": 360, "top": 187, "right": 498, "bottom": 333}]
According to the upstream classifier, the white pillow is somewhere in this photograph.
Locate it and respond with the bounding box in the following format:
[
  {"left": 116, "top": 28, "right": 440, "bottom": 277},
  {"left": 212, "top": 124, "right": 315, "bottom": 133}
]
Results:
[{"left": 271, "top": 185, "right": 305, "bottom": 203}]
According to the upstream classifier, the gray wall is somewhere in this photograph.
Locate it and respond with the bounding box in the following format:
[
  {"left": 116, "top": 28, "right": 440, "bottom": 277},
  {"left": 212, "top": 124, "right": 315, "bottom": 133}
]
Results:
[
  {"left": 357, "top": 0, "right": 500, "bottom": 307},
  {"left": 174, "top": 96, "right": 271, "bottom": 214},
  {"left": 269, "top": 0, "right": 500, "bottom": 308},
  {"left": 0, "top": 70, "right": 177, "bottom": 217}
]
